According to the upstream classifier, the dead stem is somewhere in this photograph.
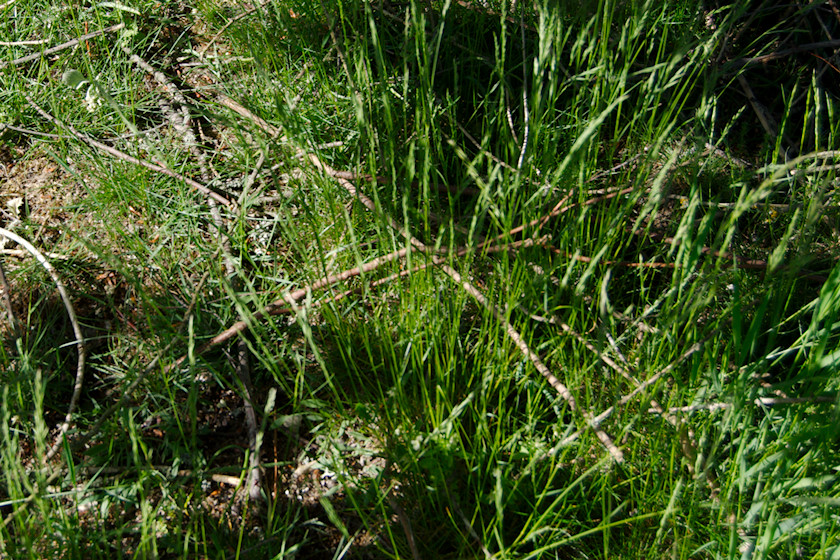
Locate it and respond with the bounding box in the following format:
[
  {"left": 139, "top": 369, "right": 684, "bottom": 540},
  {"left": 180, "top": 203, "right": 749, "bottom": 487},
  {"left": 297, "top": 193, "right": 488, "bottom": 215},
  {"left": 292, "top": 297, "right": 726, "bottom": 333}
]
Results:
[{"left": 0, "top": 228, "right": 85, "bottom": 464}]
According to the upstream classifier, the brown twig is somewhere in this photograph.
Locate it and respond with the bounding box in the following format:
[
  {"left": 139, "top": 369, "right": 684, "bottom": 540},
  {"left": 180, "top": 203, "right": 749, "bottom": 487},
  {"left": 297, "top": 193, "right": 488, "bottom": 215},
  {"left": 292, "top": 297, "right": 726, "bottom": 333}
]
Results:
[
  {"left": 0, "top": 22, "right": 125, "bottom": 69},
  {"left": 641, "top": 230, "right": 828, "bottom": 282},
  {"left": 24, "top": 97, "right": 236, "bottom": 209},
  {"left": 166, "top": 247, "right": 412, "bottom": 372},
  {"left": 502, "top": 187, "right": 635, "bottom": 244},
  {"left": 191, "top": 71, "right": 625, "bottom": 461},
  {"left": 729, "top": 38, "right": 840, "bottom": 68},
  {"left": 660, "top": 395, "right": 836, "bottom": 413},
  {"left": 388, "top": 495, "right": 422, "bottom": 560},
  {"left": 130, "top": 51, "right": 264, "bottom": 499},
  {"left": 0, "top": 248, "right": 68, "bottom": 260},
  {"left": 736, "top": 74, "right": 795, "bottom": 156},
  {"left": 0, "top": 258, "right": 21, "bottom": 340},
  {"left": 0, "top": 228, "right": 85, "bottom": 464},
  {"left": 197, "top": 3, "right": 262, "bottom": 56},
  {"left": 556, "top": 321, "right": 716, "bottom": 488},
  {"left": 207, "top": 77, "right": 477, "bottom": 198},
  {"left": 0, "top": 123, "right": 63, "bottom": 140},
  {"left": 558, "top": 339, "right": 709, "bottom": 450},
  {"left": 549, "top": 248, "right": 679, "bottom": 269},
  {"left": 306, "top": 141, "right": 626, "bottom": 460},
  {"left": 449, "top": 495, "right": 493, "bottom": 560},
  {"left": 447, "top": 263, "right": 623, "bottom": 462}
]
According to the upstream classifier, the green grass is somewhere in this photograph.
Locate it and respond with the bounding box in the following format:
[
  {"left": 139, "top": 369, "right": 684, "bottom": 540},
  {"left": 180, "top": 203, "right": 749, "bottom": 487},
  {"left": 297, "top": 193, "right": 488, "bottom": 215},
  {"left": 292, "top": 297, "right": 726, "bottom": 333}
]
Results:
[{"left": 1, "top": 0, "right": 839, "bottom": 558}]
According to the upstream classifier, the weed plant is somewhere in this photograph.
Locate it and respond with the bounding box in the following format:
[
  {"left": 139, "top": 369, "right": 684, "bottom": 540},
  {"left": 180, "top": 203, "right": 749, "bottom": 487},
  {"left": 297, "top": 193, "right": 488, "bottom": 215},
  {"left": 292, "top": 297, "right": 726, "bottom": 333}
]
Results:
[{"left": 1, "top": 0, "right": 839, "bottom": 558}]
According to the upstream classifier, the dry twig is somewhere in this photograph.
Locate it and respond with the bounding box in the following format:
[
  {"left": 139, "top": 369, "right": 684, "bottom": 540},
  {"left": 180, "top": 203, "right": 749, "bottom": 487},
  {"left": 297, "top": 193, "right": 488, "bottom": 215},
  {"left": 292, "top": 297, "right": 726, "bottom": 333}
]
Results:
[
  {"left": 24, "top": 97, "right": 235, "bottom": 208},
  {"left": 0, "top": 228, "right": 85, "bottom": 464},
  {"left": 0, "top": 258, "right": 20, "bottom": 339},
  {"left": 127, "top": 50, "right": 263, "bottom": 500},
  {"left": 0, "top": 22, "right": 125, "bottom": 69}
]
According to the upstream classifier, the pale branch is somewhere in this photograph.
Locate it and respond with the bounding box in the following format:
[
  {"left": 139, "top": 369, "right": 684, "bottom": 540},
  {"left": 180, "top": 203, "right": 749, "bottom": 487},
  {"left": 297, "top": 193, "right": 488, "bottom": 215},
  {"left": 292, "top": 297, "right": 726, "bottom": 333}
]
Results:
[
  {"left": 556, "top": 321, "right": 716, "bottom": 487},
  {"left": 0, "top": 22, "right": 125, "bottom": 69},
  {"left": 0, "top": 228, "right": 85, "bottom": 464},
  {"left": 24, "top": 97, "right": 236, "bottom": 209},
  {"left": 445, "top": 263, "right": 624, "bottom": 462},
  {"left": 555, "top": 339, "right": 710, "bottom": 454},
  {"left": 730, "top": 38, "right": 840, "bottom": 68},
  {"left": 166, "top": 247, "right": 412, "bottom": 372},
  {"left": 126, "top": 51, "right": 262, "bottom": 499},
  {"left": 0, "top": 258, "right": 20, "bottom": 340}
]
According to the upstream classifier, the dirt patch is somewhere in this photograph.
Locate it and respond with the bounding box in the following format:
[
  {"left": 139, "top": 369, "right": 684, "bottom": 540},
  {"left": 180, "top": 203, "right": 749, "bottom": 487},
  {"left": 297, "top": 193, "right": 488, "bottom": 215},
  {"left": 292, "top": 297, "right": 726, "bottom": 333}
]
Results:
[{"left": 0, "top": 146, "right": 85, "bottom": 240}]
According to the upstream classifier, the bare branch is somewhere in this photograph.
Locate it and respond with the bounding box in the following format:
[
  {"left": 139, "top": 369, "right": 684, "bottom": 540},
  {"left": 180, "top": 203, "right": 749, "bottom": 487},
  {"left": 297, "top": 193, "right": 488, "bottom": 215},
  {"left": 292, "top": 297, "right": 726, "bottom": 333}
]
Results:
[
  {"left": 0, "top": 228, "right": 85, "bottom": 464},
  {"left": 0, "top": 23, "right": 125, "bottom": 69}
]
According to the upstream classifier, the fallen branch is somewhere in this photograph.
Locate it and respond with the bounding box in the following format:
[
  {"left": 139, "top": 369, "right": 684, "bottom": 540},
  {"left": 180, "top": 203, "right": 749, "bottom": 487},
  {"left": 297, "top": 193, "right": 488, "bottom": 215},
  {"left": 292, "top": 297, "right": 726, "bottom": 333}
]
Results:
[
  {"left": 24, "top": 97, "right": 236, "bottom": 209},
  {"left": 737, "top": 74, "right": 794, "bottom": 157},
  {"left": 445, "top": 263, "right": 624, "bottom": 462},
  {"left": 497, "top": 187, "right": 634, "bottom": 244},
  {"left": 642, "top": 231, "right": 828, "bottom": 282},
  {"left": 126, "top": 50, "right": 264, "bottom": 500},
  {"left": 556, "top": 321, "right": 715, "bottom": 487},
  {"left": 166, "top": 247, "right": 412, "bottom": 372},
  {"left": 0, "top": 228, "right": 85, "bottom": 464},
  {"left": 307, "top": 145, "right": 626, "bottom": 460},
  {"left": 658, "top": 395, "right": 837, "bottom": 414},
  {"left": 0, "top": 258, "right": 20, "bottom": 340},
  {"left": 388, "top": 495, "right": 422, "bottom": 560},
  {"left": 555, "top": 339, "right": 709, "bottom": 453},
  {"left": 729, "top": 38, "right": 840, "bottom": 68},
  {"left": 0, "top": 22, "right": 125, "bottom": 69}
]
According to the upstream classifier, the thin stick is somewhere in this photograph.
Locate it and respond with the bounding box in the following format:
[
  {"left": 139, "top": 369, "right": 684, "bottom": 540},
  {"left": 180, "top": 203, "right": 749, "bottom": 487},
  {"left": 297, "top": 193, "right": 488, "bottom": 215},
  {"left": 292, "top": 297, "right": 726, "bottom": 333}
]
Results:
[
  {"left": 556, "top": 339, "right": 708, "bottom": 451},
  {"left": 0, "top": 228, "right": 85, "bottom": 464},
  {"left": 443, "top": 263, "right": 624, "bottom": 462},
  {"left": 730, "top": 38, "right": 840, "bottom": 68},
  {"left": 556, "top": 321, "right": 716, "bottom": 485},
  {"left": 737, "top": 75, "right": 778, "bottom": 142},
  {"left": 0, "top": 248, "right": 68, "bottom": 260},
  {"left": 302, "top": 135, "right": 624, "bottom": 460},
  {"left": 197, "top": 4, "right": 261, "bottom": 56},
  {"left": 0, "top": 38, "right": 51, "bottom": 46},
  {"left": 24, "top": 97, "right": 235, "bottom": 209},
  {"left": 166, "top": 247, "right": 412, "bottom": 372},
  {"left": 387, "top": 495, "right": 422, "bottom": 560},
  {"left": 641, "top": 231, "right": 826, "bottom": 282},
  {"left": 0, "top": 258, "right": 21, "bottom": 339},
  {"left": 169, "top": 234, "right": 550, "bottom": 370},
  {"left": 496, "top": 187, "right": 634, "bottom": 245},
  {"left": 449, "top": 495, "right": 493, "bottom": 560},
  {"left": 0, "top": 123, "right": 63, "bottom": 140},
  {"left": 130, "top": 51, "right": 262, "bottom": 499},
  {"left": 1, "top": 23, "right": 125, "bottom": 69},
  {"left": 659, "top": 395, "right": 836, "bottom": 413}
]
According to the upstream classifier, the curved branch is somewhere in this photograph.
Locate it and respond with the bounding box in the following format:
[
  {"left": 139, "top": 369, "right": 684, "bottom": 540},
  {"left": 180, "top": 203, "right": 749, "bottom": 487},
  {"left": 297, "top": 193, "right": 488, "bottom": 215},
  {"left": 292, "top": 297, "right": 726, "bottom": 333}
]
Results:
[{"left": 0, "top": 228, "right": 86, "bottom": 463}]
